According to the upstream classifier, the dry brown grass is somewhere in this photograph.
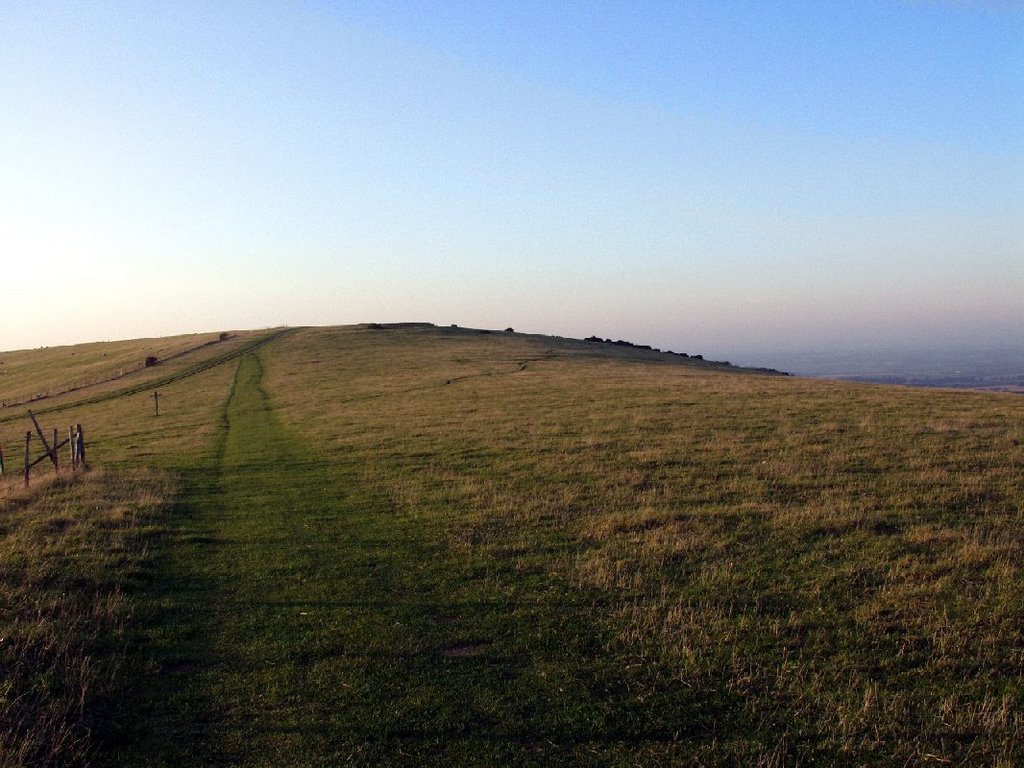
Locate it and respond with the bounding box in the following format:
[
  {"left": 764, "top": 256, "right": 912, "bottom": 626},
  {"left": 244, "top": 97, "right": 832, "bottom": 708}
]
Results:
[{"left": 0, "top": 469, "right": 174, "bottom": 767}]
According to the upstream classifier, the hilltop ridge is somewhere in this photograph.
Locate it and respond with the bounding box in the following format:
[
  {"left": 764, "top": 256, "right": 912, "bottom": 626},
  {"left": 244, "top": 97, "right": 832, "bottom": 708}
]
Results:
[
  {"left": 364, "top": 322, "right": 790, "bottom": 375},
  {"left": 0, "top": 323, "right": 788, "bottom": 413}
]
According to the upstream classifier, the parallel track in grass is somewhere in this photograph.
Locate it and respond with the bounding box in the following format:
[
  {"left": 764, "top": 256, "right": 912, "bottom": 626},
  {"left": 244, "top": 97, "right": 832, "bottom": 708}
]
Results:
[{"left": 0, "top": 328, "right": 297, "bottom": 426}]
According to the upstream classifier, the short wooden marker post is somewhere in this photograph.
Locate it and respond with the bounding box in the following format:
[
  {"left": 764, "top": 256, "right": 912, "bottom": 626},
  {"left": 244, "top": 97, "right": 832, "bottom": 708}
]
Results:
[
  {"left": 24, "top": 431, "right": 31, "bottom": 486},
  {"left": 153, "top": 391, "right": 160, "bottom": 416},
  {"left": 0, "top": 443, "right": 5, "bottom": 476}
]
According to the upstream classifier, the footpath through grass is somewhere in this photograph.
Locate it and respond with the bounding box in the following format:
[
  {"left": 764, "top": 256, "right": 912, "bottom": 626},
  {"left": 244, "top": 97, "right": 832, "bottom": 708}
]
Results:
[
  {"left": 13, "top": 323, "right": 1019, "bottom": 765},
  {"left": 108, "top": 352, "right": 688, "bottom": 766}
]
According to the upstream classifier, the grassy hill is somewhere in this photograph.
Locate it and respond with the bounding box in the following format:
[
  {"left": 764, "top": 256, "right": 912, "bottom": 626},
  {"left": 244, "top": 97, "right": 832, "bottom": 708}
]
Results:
[{"left": 1, "top": 324, "right": 1022, "bottom": 766}]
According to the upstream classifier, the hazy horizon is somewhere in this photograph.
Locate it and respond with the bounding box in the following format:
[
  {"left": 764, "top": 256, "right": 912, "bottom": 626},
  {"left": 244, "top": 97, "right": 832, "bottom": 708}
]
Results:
[
  {"left": 4, "top": 322, "right": 1023, "bottom": 386},
  {"left": 2, "top": 2, "right": 1021, "bottom": 355}
]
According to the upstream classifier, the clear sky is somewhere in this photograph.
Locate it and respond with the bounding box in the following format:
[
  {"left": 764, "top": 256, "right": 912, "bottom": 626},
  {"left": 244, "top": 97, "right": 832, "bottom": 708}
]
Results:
[{"left": 2, "top": 1, "right": 1021, "bottom": 359}]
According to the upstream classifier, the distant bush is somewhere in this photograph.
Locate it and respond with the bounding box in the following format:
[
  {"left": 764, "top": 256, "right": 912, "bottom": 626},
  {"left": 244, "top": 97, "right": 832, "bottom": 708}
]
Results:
[
  {"left": 581, "top": 334, "right": 696, "bottom": 360},
  {"left": 505, "top": 327, "right": 514, "bottom": 333},
  {"left": 144, "top": 356, "right": 159, "bottom": 367}
]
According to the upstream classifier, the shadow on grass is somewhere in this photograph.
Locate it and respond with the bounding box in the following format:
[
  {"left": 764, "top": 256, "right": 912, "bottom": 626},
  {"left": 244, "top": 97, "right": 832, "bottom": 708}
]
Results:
[
  {"left": 92, "top": 462, "right": 234, "bottom": 766},
  {"left": 98, "top": 353, "right": 742, "bottom": 766}
]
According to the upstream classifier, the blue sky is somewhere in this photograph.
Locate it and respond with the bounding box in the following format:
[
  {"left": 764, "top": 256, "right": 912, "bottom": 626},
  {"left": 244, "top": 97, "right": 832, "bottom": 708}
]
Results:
[{"left": 1, "top": 1, "right": 1021, "bottom": 359}]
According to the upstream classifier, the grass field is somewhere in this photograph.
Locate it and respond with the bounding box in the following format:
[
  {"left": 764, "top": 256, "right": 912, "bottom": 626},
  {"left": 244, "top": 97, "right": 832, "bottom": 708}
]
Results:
[
  {"left": 0, "top": 331, "right": 249, "bottom": 409},
  {"left": 2, "top": 324, "right": 1022, "bottom": 765}
]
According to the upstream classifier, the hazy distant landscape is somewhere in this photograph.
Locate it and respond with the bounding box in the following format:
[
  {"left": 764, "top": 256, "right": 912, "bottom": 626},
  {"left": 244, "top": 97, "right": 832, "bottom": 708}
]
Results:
[{"left": 732, "top": 348, "right": 1024, "bottom": 393}]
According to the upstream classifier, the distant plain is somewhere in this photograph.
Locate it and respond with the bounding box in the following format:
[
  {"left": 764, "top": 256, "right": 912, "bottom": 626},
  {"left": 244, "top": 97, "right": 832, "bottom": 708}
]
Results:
[{"left": 732, "top": 347, "right": 1024, "bottom": 393}]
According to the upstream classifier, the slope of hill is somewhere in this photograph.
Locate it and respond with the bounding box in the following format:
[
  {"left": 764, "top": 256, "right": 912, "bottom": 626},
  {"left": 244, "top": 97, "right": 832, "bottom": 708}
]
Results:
[
  {"left": 2, "top": 324, "right": 1022, "bottom": 766},
  {"left": 0, "top": 330, "right": 277, "bottom": 415}
]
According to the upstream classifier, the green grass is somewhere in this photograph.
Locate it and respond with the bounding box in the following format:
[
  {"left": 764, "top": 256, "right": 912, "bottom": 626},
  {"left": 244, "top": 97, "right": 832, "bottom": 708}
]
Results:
[
  {"left": 2, "top": 324, "right": 1023, "bottom": 765},
  {"left": 0, "top": 328, "right": 287, "bottom": 428},
  {"left": 107, "top": 352, "right": 697, "bottom": 765},
  {"left": 0, "top": 331, "right": 240, "bottom": 410}
]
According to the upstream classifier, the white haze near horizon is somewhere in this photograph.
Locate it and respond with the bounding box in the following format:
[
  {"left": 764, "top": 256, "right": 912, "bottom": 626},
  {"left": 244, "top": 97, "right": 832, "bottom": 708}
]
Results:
[{"left": 1, "top": 2, "right": 1021, "bottom": 360}]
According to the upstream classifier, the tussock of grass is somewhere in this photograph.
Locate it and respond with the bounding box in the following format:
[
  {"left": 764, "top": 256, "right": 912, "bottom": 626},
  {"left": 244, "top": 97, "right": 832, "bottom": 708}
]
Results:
[{"left": 0, "top": 469, "right": 173, "bottom": 767}]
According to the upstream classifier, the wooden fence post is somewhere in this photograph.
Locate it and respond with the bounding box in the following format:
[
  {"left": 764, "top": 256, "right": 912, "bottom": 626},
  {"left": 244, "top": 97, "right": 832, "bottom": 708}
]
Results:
[
  {"left": 0, "top": 443, "right": 4, "bottom": 476},
  {"left": 24, "top": 431, "right": 31, "bottom": 486},
  {"left": 68, "top": 427, "right": 75, "bottom": 468},
  {"left": 77, "top": 425, "right": 86, "bottom": 466},
  {"left": 53, "top": 428, "right": 59, "bottom": 472},
  {"left": 28, "top": 410, "right": 58, "bottom": 470}
]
